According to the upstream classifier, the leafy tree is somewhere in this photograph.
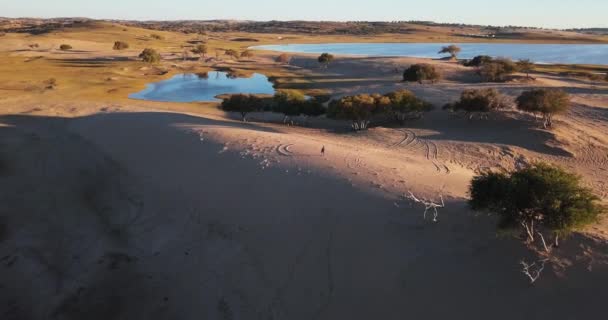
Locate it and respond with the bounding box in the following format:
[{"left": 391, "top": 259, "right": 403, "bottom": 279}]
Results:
[
  {"left": 240, "top": 50, "right": 254, "bottom": 59},
  {"left": 516, "top": 89, "right": 570, "bottom": 128},
  {"left": 273, "top": 90, "right": 325, "bottom": 124},
  {"left": 469, "top": 163, "right": 603, "bottom": 249},
  {"left": 403, "top": 64, "right": 441, "bottom": 84},
  {"left": 59, "top": 44, "right": 72, "bottom": 51},
  {"left": 139, "top": 48, "right": 161, "bottom": 63},
  {"left": 318, "top": 53, "right": 335, "bottom": 68},
  {"left": 327, "top": 94, "right": 384, "bottom": 130},
  {"left": 220, "top": 94, "right": 265, "bottom": 121},
  {"left": 276, "top": 53, "right": 292, "bottom": 65},
  {"left": 384, "top": 89, "right": 433, "bottom": 123},
  {"left": 438, "top": 44, "right": 462, "bottom": 59},
  {"left": 191, "top": 44, "right": 208, "bottom": 59},
  {"left": 478, "top": 58, "right": 517, "bottom": 82},
  {"left": 443, "top": 88, "right": 510, "bottom": 117},
  {"left": 516, "top": 59, "right": 535, "bottom": 79},
  {"left": 464, "top": 55, "right": 493, "bottom": 67},
  {"left": 113, "top": 41, "right": 129, "bottom": 50}
]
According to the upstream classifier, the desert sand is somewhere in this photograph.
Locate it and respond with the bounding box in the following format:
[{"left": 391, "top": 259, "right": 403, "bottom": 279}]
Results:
[{"left": 0, "top": 22, "right": 607, "bottom": 319}]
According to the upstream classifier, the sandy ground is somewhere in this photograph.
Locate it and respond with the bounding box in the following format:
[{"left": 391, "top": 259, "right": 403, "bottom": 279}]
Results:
[{"left": 0, "top": 23, "right": 608, "bottom": 319}]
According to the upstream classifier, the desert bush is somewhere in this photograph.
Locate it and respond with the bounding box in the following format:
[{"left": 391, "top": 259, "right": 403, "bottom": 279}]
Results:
[
  {"left": 272, "top": 90, "right": 325, "bottom": 124},
  {"left": 384, "top": 89, "right": 433, "bottom": 123},
  {"left": 0, "top": 32, "right": 5, "bottom": 37},
  {"left": 403, "top": 64, "right": 441, "bottom": 84},
  {"left": 516, "top": 89, "right": 570, "bottom": 128},
  {"left": 516, "top": 59, "right": 535, "bottom": 79},
  {"left": 327, "top": 94, "right": 387, "bottom": 130},
  {"left": 478, "top": 58, "right": 517, "bottom": 82},
  {"left": 240, "top": 50, "right": 254, "bottom": 58},
  {"left": 191, "top": 44, "right": 208, "bottom": 59},
  {"left": 44, "top": 78, "right": 57, "bottom": 89},
  {"left": 469, "top": 163, "right": 603, "bottom": 248},
  {"left": 438, "top": 44, "right": 461, "bottom": 59},
  {"left": 464, "top": 55, "right": 493, "bottom": 67},
  {"left": 221, "top": 94, "right": 265, "bottom": 121},
  {"left": 443, "top": 88, "right": 510, "bottom": 117},
  {"left": 138, "top": 48, "right": 161, "bottom": 63},
  {"left": 59, "top": 44, "right": 72, "bottom": 51},
  {"left": 29, "top": 43, "right": 40, "bottom": 49},
  {"left": 318, "top": 53, "right": 335, "bottom": 68},
  {"left": 150, "top": 34, "right": 164, "bottom": 40},
  {"left": 276, "top": 53, "right": 292, "bottom": 65},
  {"left": 113, "top": 41, "right": 129, "bottom": 50},
  {"left": 224, "top": 49, "right": 239, "bottom": 59}
]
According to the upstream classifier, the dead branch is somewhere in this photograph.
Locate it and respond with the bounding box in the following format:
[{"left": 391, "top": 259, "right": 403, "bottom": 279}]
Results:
[
  {"left": 406, "top": 191, "right": 445, "bottom": 222},
  {"left": 520, "top": 259, "right": 549, "bottom": 284}
]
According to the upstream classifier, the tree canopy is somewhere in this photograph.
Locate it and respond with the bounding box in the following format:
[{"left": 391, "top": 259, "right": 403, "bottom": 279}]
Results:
[
  {"left": 516, "top": 89, "right": 570, "bottom": 128},
  {"left": 139, "top": 48, "right": 161, "bottom": 63},
  {"left": 220, "top": 94, "right": 265, "bottom": 121},
  {"left": 443, "top": 88, "right": 510, "bottom": 115},
  {"left": 403, "top": 64, "right": 441, "bottom": 84},
  {"left": 469, "top": 163, "right": 603, "bottom": 246},
  {"left": 318, "top": 53, "right": 335, "bottom": 68},
  {"left": 478, "top": 58, "right": 518, "bottom": 82}
]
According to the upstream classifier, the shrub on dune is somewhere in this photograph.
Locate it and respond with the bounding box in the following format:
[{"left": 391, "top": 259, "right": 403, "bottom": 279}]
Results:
[
  {"left": 384, "top": 89, "right": 433, "bottom": 123},
  {"left": 469, "top": 163, "right": 603, "bottom": 250},
  {"left": 443, "top": 88, "right": 510, "bottom": 119},
  {"left": 276, "top": 53, "right": 292, "bottom": 65},
  {"left": 59, "top": 44, "right": 72, "bottom": 51},
  {"left": 516, "top": 88, "right": 570, "bottom": 129},
  {"left": 464, "top": 55, "right": 493, "bottom": 67},
  {"left": 139, "top": 48, "right": 161, "bottom": 63},
  {"left": 272, "top": 90, "right": 325, "bottom": 124},
  {"left": 478, "top": 58, "right": 517, "bottom": 82},
  {"left": 221, "top": 94, "right": 265, "bottom": 122},
  {"left": 318, "top": 53, "right": 335, "bottom": 69},
  {"left": 403, "top": 64, "right": 441, "bottom": 84},
  {"left": 113, "top": 41, "right": 129, "bottom": 50},
  {"left": 438, "top": 44, "right": 461, "bottom": 59},
  {"left": 327, "top": 94, "right": 386, "bottom": 131}
]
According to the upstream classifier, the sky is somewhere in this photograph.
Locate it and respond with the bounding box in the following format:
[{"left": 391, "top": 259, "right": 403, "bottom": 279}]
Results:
[{"left": 1, "top": 0, "right": 606, "bottom": 29}]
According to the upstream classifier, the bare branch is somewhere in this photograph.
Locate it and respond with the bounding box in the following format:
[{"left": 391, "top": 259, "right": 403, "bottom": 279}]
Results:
[
  {"left": 520, "top": 259, "right": 549, "bottom": 284},
  {"left": 406, "top": 191, "right": 445, "bottom": 222}
]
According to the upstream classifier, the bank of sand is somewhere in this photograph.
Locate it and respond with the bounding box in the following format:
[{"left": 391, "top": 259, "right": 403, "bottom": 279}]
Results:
[{"left": 0, "top": 24, "right": 608, "bottom": 319}]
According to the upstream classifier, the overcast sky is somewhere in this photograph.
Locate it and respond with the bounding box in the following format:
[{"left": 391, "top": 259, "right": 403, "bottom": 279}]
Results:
[{"left": 1, "top": 0, "right": 606, "bottom": 29}]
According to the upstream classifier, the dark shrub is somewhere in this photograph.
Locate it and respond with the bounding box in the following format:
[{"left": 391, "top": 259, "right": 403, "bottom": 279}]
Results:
[
  {"left": 516, "top": 59, "right": 535, "bottom": 79},
  {"left": 240, "top": 50, "right": 254, "bottom": 58},
  {"left": 224, "top": 49, "right": 239, "bottom": 59},
  {"left": 403, "top": 64, "right": 441, "bottom": 84},
  {"left": 221, "top": 94, "right": 265, "bottom": 121},
  {"left": 469, "top": 163, "right": 603, "bottom": 247},
  {"left": 139, "top": 48, "right": 161, "bottom": 63},
  {"left": 150, "top": 34, "right": 164, "bottom": 40},
  {"left": 318, "top": 53, "right": 335, "bottom": 68},
  {"left": 191, "top": 44, "right": 208, "bottom": 59},
  {"left": 438, "top": 44, "right": 461, "bottom": 59},
  {"left": 384, "top": 89, "right": 433, "bottom": 123},
  {"left": 273, "top": 90, "right": 325, "bottom": 124},
  {"left": 328, "top": 94, "right": 388, "bottom": 130},
  {"left": 444, "top": 88, "right": 510, "bottom": 116},
  {"left": 478, "top": 58, "right": 517, "bottom": 82},
  {"left": 516, "top": 89, "right": 570, "bottom": 128},
  {"left": 59, "top": 44, "right": 72, "bottom": 51},
  {"left": 464, "top": 55, "right": 493, "bottom": 67},
  {"left": 276, "top": 53, "right": 292, "bottom": 64},
  {"left": 113, "top": 41, "right": 129, "bottom": 50}
]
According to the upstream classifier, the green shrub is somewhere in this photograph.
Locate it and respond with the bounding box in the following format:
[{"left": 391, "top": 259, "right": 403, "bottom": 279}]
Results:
[
  {"left": 469, "top": 163, "right": 603, "bottom": 247},
  {"left": 384, "top": 89, "right": 433, "bottom": 123},
  {"left": 443, "top": 88, "right": 510, "bottom": 115},
  {"left": 138, "top": 48, "right": 161, "bottom": 63},
  {"left": 221, "top": 94, "right": 265, "bottom": 121},
  {"left": 328, "top": 94, "right": 385, "bottom": 130},
  {"left": 273, "top": 90, "right": 325, "bottom": 123},
  {"left": 318, "top": 53, "right": 335, "bottom": 68},
  {"left": 113, "top": 41, "right": 129, "bottom": 50},
  {"left": 59, "top": 44, "right": 72, "bottom": 51},
  {"left": 191, "top": 44, "right": 208, "bottom": 58},
  {"left": 464, "top": 55, "right": 493, "bottom": 67},
  {"left": 516, "top": 89, "right": 570, "bottom": 128},
  {"left": 403, "top": 64, "right": 441, "bottom": 84},
  {"left": 478, "top": 58, "right": 517, "bottom": 82}
]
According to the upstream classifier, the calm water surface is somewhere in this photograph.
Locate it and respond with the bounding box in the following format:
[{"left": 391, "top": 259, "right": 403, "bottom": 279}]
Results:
[
  {"left": 129, "top": 71, "right": 276, "bottom": 102},
  {"left": 253, "top": 43, "right": 608, "bottom": 65}
]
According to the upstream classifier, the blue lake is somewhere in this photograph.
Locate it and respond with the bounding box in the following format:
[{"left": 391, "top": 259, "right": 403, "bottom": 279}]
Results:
[
  {"left": 129, "top": 71, "right": 276, "bottom": 102},
  {"left": 252, "top": 43, "right": 608, "bottom": 65}
]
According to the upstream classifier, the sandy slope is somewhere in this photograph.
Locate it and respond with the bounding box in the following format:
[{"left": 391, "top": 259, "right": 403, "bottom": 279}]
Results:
[{"left": 0, "top": 25, "right": 608, "bottom": 319}]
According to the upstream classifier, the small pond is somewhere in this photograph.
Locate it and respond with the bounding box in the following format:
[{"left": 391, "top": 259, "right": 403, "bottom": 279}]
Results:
[{"left": 129, "top": 71, "right": 276, "bottom": 102}]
